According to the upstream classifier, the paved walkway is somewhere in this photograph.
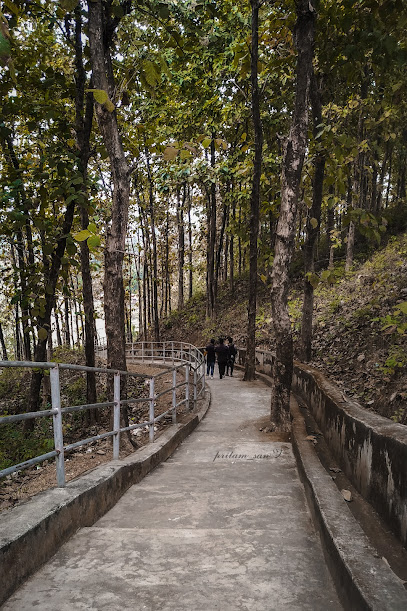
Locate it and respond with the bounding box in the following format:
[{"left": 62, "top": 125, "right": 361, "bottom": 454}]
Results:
[{"left": 3, "top": 375, "right": 342, "bottom": 610}]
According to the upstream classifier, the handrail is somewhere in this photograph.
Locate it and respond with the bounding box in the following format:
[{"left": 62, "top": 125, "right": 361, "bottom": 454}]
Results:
[{"left": 0, "top": 342, "right": 206, "bottom": 487}]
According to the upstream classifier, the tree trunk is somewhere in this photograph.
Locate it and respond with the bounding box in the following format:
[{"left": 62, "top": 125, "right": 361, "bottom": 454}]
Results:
[
  {"left": 27, "top": 195, "right": 77, "bottom": 419},
  {"left": 64, "top": 293, "right": 71, "bottom": 347},
  {"left": 214, "top": 197, "right": 229, "bottom": 294},
  {"left": 270, "top": 0, "right": 316, "bottom": 431},
  {"left": 229, "top": 200, "right": 236, "bottom": 292},
  {"left": 244, "top": 0, "right": 263, "bottom": 381},
  {"left": 300, "top": 71, "right": 325, "bottom": 362},
  {"left": 0, "top": 321, "right": 8, "bottom": 360},
  {"left": 88, "top": 0, "right": 130, "bottom": 373},
  {"left": 176, "top": 184, "right": 185, "bottom": 311},
  {"left": 206, "top": 137, "right": 217, "bottom": 318},
  {"left": 187, "top": 186, "right": 193, "bottom": 300},
  {"left": 74, "top": 5, "right": 97, "bottom": 414},
  {"left": 55, "top": 307, "right": 62, "bottom": 347},
  {"left": 144, "top": 146, "right": 160, "bottom": 341}
]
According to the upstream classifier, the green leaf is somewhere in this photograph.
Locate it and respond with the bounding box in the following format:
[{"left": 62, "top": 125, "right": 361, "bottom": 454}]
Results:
[
  {"left": 306, "top": 272, "right": 320, "bottom": 288},
  {"left": 110, "top": 4, "right": 124, "bottom": 17},
  {"left": 59, "top": 0, "right": 79, "bottom": 11},
  {"left": 0, "top": 31, "right": 10, "bottom": 64},
  {"left": 142, "top": 59, "right": 160, "bottom": 88},
  {"left": 3, "top": 0, "right": 20, "bottom": 15},
  {"left": 104, "top": 99, "right": 115, "bottom": 112},
  {"left": 88, "top": 222, "right": 97, "bottom": 233},
  {"left": 38, "top": 327, "right": 48, "bottom": 341},
  {"left": 158, "top": 3, "right": 170, "bottom": 18},
  {"left": 202, "top": 138, "right": 211, "bottom": 149},
  {"left": 163, "top": 146, "right": 179, "bottom": 161},
  {"left": 87, "top": 235, "right": 101, "bottom": 248},
  {"left": 88, "top": 88, "right": 109, "bottom": 104},
  {"left": 43, "top": 244, "right": 54, "bottom": 255},
  {"left": 310, "top": 217, "right": 318, "bottom": 229},
  {"left": 73, "top": 229, "right": 91, "bottom": 242},
  {"left": 395, "top": 302, "right": 407, "bottom": 315},
  {"left": 66, "top": 241, "right": 77, "bottom": 255}
]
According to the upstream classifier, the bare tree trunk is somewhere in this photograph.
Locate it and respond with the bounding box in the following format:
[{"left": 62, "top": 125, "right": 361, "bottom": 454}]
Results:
[
  {"left": 206, "top": 137, "right": 217, "bottom": 318},
  {"left": 300, "top": 72, "right": 325, "bottom": 362},
  {"left": 88, "top": 0, "right": 131, "bottom": 373},
  {"left": 0, "top": 321, "right": 8, "bottom": 360},
  {"left": 229, "top": 200, "right": 236, "bottom": 292},
  {"left": 164, "top": 211, "right": 170, "bottom": 315},
  {"left": 176, "top": 184, "right": 185, "bottom": 311},
  {"left": 15, "top": 306, "right": 22, "bottom": 360},
  {"left": 54, "top": 307, "right": 62, "bottom": 347},
  {"left": 385, "top": 147, "right": 393, "bottom": 208},
  {"left": 74, "top": 4, "right": 97, "bottom": 414},
  {"left": 214, "top": 197, "right": 229, "bottom": 295},
  {"left": 244, "top": 0, "right": 263, "bottom": 381},
  {"left": 238, "top": 191, "right": 243, "bottom": 278},
  {"left": 64, "top": 293, "right": 71, "bottom": 347},
  {"left": 187, "top": 186, "right": 193, "bottom": 300},
  {"left": 270, "top": 0, "right": 316, "bottom": 431},
  {"left": 376, "top": 141, "right": 390, "bottom": 212},
  {"left": 144, "top": 146, "right": 160, "bottom": 341},
  {"left": 345, "top": 174, "right": 356, "bottom": 271}
]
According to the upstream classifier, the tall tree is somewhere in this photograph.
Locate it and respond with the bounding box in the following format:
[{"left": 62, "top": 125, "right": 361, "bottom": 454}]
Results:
[
  {"left": 87, "top": 0, "right": 132, "bottom": 372},
  {"left": 300, "top": 71, "right": 325, "bottom": 362},
  {"left": 244, "top": 0, "right": 263, "bottom": 381},
  {"left": 270, "top": 0, "right": 316, "bottom": 430}
]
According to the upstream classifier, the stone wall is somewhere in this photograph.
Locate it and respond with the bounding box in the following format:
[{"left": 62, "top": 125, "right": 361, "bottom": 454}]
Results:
[{"left": 238, "top": 348, "right": 407, "bottom": 547}]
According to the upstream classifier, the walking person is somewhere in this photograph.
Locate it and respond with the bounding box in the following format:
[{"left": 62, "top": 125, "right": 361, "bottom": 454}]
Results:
[
  {"left": 205, "top": 338, "right": 216, "bottom": 379},
  {"left": 215, "top": 337, "right": 229, "bottom": 379},
  {"left": 226, "top": 336, "right": 237, "bottom": 376}
]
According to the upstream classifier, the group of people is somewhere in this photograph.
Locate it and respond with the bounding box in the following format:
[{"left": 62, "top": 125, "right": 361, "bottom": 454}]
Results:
[{"left": 204, "top": 336, "right": 237, "bottom": 380}]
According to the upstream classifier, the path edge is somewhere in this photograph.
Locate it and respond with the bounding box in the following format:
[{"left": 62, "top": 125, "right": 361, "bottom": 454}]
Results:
[
  {"left": 0, "top": 389, "right": 211, "bottom": 607},
  {"left": 251, "top": 368, "right": 407, "bottom": 611}
]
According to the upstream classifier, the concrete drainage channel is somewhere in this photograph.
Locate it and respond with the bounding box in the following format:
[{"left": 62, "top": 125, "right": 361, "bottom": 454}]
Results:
[
  {"left": 0, "top": 390, "right": 211, "bottom": 607},
  {"left": 248, "top": 367, "right": 407, "bottom": 611}
]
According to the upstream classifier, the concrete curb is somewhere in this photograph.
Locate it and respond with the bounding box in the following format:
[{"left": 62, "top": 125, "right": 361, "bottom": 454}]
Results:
[
  {"left": 0, "top": 390, "right": 211, "bottom": 606},
  {"left": 250, "top": 368, "right": 407, "bottom": 610}
]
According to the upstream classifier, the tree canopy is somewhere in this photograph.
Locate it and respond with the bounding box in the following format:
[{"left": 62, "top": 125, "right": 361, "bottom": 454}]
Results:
[{"left": 1, "top": 0, "right": 406, "bottom": 426}]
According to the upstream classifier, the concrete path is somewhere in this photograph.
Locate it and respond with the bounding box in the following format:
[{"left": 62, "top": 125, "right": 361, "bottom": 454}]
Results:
[{"left": 3, "top": 375, "right": 342, "bottom": 610}]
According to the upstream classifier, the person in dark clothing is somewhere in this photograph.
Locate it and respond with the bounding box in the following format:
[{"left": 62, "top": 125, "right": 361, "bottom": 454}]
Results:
[
  {"left": 226, "top": 337, "right": 237, "bottom": 376},
  {"left": 215, "top": 337, "right": 229, "bottom": 379},
  {"left": 205, "top": 338, "right": 216, "bottom": 378}
]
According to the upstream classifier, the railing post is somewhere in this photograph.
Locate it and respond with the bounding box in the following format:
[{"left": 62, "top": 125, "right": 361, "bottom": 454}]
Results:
[
  {"left": 142, "top": 342, "right": 144, "bottom": 362},
  {"left": 185, "top": 363, "right": 190, "bottom": 411},
  {"left": 50, "top": 365, "right": 65, "bottom": 487},
  {"left": 172, "top": 368, "right": 177, "bottom": 424},
  {"left": 113, "top": 372, "right": 121, "bottom": 460},
  {"left": 151, "top": 341, "right": 153, "bottom": 363},
  {"left": 172, "top": 341, "right": 174, "bottom": 365},
  {"left": 149, "top": 377, "right": 155, "bottom": 442},
  {"left": 193, "top": 366, "right": 197, "bottom": 407}
]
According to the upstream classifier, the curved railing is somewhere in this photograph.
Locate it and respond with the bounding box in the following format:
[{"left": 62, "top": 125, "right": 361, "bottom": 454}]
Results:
[{"left": 0, "top": 343, "right": 205, "bottom": 488}]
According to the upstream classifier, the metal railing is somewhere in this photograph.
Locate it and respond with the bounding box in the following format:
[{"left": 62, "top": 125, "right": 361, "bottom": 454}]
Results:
[{"left": 0, "top": 342, "right": 205, "bottom": 488}]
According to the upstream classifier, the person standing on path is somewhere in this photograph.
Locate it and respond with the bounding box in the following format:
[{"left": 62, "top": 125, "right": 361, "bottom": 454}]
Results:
[
  {"left": 215, "top": 337, "right": 229, "bottom": 379},
  {"left": 226, "top": 337, "right": 237, "bottom": 376},
  {"left": 205, "top": 338, "right": 216, "bottom": 379}
]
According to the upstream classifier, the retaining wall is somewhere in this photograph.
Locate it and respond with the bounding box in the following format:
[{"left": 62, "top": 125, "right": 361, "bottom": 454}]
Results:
[{"left": 239, "top": 349, "right": 407, "bottom": 548}]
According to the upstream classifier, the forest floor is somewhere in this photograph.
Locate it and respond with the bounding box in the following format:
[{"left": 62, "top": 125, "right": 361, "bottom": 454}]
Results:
[{"left": 160, "top": 231, "right": 407, "bottom": 424}]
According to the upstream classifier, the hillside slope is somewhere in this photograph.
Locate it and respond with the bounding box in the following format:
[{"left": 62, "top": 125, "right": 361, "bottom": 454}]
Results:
[{"left": 160, "top": 232, "right": 407, "bottom": 424}]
